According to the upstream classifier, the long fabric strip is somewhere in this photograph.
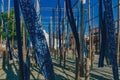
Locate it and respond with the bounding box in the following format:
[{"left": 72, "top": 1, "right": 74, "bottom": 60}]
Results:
[
  {"left": 14, "top": 0, "right": 25, "bottom": 80},
  {"left": 25, "top": 38, "right": 30, "bottom": 80},
  {"left": 98, "top": 0, "right": 111, "bottom": 67},
  {"left": 98, "top": 0, "right": 104, "bottom": 67},
  {"left": 98, "top": 12, "right": 106, "bottom": 67},
  {"left": 103, "top": 11, "right": 111, "bottom": 65},
  {"left": 103, "top": 0, "right": 119, "bottom": 80},
  {"left": 19, "top": 0, "right": 55, "bottom": 80}
]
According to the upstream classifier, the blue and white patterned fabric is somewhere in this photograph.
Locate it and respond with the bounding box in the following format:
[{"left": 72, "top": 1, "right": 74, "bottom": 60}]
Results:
[
  {"left": 25, "top": 38, "right": 31, "bottom": 80},
  {"left": 19, "top": 0, "right": 55, "bottom": 80},
  {"left": 103, "top": 0, "right": 119, "bottom": 80}
]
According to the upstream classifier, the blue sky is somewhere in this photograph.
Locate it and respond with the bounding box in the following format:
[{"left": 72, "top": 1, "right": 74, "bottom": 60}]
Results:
[{"left": 0, "top": 0, "right": 118, "bottom": 34}]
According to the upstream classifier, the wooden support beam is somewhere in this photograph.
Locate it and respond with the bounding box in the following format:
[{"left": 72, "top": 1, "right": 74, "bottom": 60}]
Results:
[
  {"left": 0, "top": 0, "right": 4, "bottom": 47},
  {"left": 8, "top": 0, "right": 10, "bottom": 18},
  {"left": 91, "top": 7, "right": 94, "bottom": 69},
  {"left": 118, "top": 0, "right": 120, "bottom": 66},
  {"left": 88, "top": 0, "right": 91, "bottom": 61}
]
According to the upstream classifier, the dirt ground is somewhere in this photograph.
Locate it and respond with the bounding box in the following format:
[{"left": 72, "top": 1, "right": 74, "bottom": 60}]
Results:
[{"left": 0, "top": 51, "right": 120, "bottom": 80}]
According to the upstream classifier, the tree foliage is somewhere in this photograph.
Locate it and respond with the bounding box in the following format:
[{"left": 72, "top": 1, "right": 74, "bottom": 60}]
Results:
[{"left": 0, "top": 9, "right": 16, "bottom": 40}]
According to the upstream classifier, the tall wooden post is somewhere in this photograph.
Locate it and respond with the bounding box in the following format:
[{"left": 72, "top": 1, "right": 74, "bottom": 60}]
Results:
[
  {"left": 8, "top": 0, "right": 14, "bottom": 53},
  {"left": 21, "top": 17, "right": 27, "bottom": 62},
  {"left": 80, "top": 0, "right": 85, "bottom": 78},
  {"left": 118, "top": 0, "right": 120, "bottom": 66},
  {"left": 62, "top": 20, "right": 65, "bottom": 66},
  {"left": 58, "top": 0, "right": 62, "bottom": 66},
  {"left": 85, "top": 0, "right": 90, "bottom": 80},
  {"left": 88, "top": 0, "right": 91, "bottom": 60},
  {"left": 8, "top": 0, "right": 10, "bottom": 18},
  {"left": 63, "top": 0, "right": 66, "bottom": 67},
  {"left": 50, "top": 16, "right": 53, "bottom": 49},
  {"left": 7, "top": 0, "right": 11, "bottom": 63},
  {"left": 52, "top": 9, "right": 55, "bottom": 58},
  {"left": 91, "top": 7, "right": 94, "bottom": 69},
  {"left": 0, "top": 0, "right": 4, "bottom": 47},
  {"left": 12, "top": 21, "right": 14, "bottom": 52},
  {"left": 49, "top": 17, "right": 52, "bottom": 49}
]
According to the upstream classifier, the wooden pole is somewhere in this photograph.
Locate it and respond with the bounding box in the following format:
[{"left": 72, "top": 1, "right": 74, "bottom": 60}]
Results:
[
  {"left": 85, "top": 0, "right": 90, "bottom": 80},
  {"left": 62, "top": 20, "right": 64, "bottom": 66},
  {"left": 22, "top": 17, "right": 27, "bottom": 62},
  {"left": 88, "top": 0, "right": 91, "bottom": 60},
  {"left": 12, "top": 21, "right": 14, "bottom": 53},
  {"left": 49, "top": 17, "right": 52, "bottom": 49},
  {"left": 91, "top": 7, "right": 94, "bottom": 69},
  {"left": 52, "top": 9, "right": 55, "bottom": 58},
  {"left": 58, "top": 0, "right": 62, "bottom": 66},
  {"left": 80, "top": 0, "right": 85, "bottom": 78},
  {"left": 63, "top": 0, "right": 66, "bottom": 67},
  {"left": 0, "top": 0, "right": 4, "bottom": 47},
  {"left": 8, "top": 0, "right": 10, "bottom": 18},
  {"left": 8, "top": 0, "right": 15, "bottom": 54},
  {"left": 50, "top": 16, "right": 53, "bottom": 49},
  {"left": 7, "top": 0, "right": 11, "bottom": 64},
  {"left": 118, "top": 0, "right": 120, "bottom": 66}
]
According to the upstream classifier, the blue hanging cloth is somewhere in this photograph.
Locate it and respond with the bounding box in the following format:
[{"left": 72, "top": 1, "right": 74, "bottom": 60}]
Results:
[
  {"left": 98, "top": 0, "right": 111, "bottom": 67},
  {"left": 19, "top": 0, "right": 55, "bottom": 80},
  {"left": 25, "top": 38, "right": 30, "bottom": 80},
  {"left": 98, "top": 11, "right": 106, "bottom": 67},
  {"left": 1, "top": 13, "right": 13, "bottom": 60},
  {"left": 14, "top": 0, "right": 25, "bottom": 80},
  {"left": 98, "top": 0, "right": 104, "bottom": 67},
  {"left": 99, "top": 11, "right": 111, "bottom": 67},
  {"left": 103, "top": 0, "right": 119, "bottom": 79}
]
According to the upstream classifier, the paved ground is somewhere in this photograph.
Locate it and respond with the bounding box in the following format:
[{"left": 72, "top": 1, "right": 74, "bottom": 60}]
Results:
[{"left": 0, "top": 52, "right": 120, "bottom": 80}]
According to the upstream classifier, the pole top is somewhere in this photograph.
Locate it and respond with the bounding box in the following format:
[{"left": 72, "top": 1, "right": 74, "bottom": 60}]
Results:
[{"left": 82, "top": 0, "right": 86, "bottom": 4}]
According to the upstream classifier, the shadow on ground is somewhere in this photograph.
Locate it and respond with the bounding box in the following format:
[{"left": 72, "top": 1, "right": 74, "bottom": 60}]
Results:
[
  {"left": 55, "top": 74, "right": 68, "bottom": 80},
  {"left": 90, "top": 73, "right": 111, "bottom": 80},
  {"left": 2, "top": 62, "right": 18, "bottom": 80}
]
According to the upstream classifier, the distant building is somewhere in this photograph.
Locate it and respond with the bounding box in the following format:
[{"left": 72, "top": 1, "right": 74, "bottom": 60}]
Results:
[{"left": 69, "top": 27, "right": 100, "bottom": 53}]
